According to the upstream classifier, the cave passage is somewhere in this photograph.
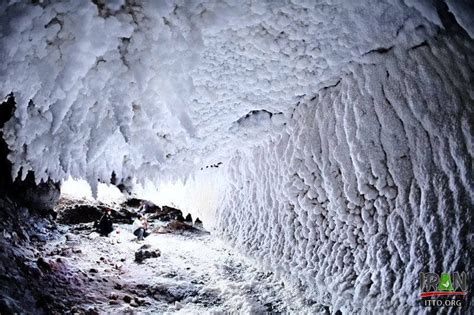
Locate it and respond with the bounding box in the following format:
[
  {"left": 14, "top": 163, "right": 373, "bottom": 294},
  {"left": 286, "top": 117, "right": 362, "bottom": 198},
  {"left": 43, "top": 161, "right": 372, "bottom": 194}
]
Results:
[
  {"left": 34, "top": 210, "right": 303, "bottom": 313},
  {"left": 1, "top": 0, "right": 473, "bottom": 314},
  {"left": 2, "top": 179, "right": 314, "bottom": 313}
]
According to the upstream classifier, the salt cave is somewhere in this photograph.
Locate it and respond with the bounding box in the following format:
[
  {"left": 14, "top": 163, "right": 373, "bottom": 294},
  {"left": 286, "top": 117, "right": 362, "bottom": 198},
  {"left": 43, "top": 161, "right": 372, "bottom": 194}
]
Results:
[{"left": 0, "top": 0, "right": 473, "bottom": 313}]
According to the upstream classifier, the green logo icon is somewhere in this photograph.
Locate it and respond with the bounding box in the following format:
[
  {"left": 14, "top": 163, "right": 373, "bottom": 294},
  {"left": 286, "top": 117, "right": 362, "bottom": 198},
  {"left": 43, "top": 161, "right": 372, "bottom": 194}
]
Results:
[{"left": 437, "top": 273, "right": 454, "bottom": 291}]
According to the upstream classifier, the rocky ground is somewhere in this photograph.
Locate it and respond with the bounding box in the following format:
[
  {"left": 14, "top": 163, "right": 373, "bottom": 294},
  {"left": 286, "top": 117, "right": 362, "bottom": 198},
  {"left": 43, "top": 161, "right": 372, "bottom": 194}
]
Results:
[{"left": 0, "top": 197, "right": 325, "bottom": 314}]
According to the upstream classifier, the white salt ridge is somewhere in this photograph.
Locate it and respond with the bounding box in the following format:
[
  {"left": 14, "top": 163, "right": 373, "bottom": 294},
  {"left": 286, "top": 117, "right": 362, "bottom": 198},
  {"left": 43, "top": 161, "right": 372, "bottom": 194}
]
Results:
[{"left": 216, "top": 35, "right": 474, "bottom": 313}]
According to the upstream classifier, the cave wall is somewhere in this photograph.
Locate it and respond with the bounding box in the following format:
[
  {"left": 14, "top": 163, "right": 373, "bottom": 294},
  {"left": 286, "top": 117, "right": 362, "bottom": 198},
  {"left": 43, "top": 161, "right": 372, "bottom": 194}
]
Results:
[
  {"left": 0, "top": 96, "right": 60, "bottom": 214},
  {"left": 0, "top": 96, "right": 61, "bottom": 313},
  {"left": 216, "top": 33, "right": 473, "bottom": 313}
]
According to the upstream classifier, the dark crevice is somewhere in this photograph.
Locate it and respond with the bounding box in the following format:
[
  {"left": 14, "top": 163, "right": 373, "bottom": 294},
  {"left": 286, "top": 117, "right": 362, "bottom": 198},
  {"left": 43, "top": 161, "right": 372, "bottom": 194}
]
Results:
[
  {"left": 0, "top": 94, "right": 16, "bottom": 191},
  {"left": 362, "top": 46, "right": 394, "bottom": 56},
  {"left": 409, "top": 40, "right": 429, "bottom": 51},
  {"left": 321, "top": 79, "right": 341, "bottom": 91},
  {"left": 434, "top": 1, "right": 470, "bottom": 37},
  {"left": 119, "top": 37, "right": 131, "bottom": 69},
  {"left": 235, "top": 109, "right": 282, "bottom": 125},
  {"left": 91, "top": 0, "right": 110, "bottom": 18},
  {"left": 44, "top": 17, "right": 63, "bottom": 29}
]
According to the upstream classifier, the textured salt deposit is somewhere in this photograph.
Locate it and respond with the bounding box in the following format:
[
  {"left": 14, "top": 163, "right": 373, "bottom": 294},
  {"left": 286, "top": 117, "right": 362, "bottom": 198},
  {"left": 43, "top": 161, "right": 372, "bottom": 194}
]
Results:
[
  {"left": 0, "top": 0, "right": 454, "bottom": 188},
  {"left": 217, "top": 34, "right": 474, "bottom": 312},
  {"left": 0, "top": 0, "right": 473, "bottom": 313}
]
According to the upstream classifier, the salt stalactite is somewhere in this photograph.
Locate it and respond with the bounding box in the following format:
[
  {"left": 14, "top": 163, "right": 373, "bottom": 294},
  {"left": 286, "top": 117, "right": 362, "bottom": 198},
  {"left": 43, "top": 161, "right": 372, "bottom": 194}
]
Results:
[
  {"left": 0, "top": 1, "right": 473, "bottom": 312},
  {"left": 1, "top": 0, "right": 462, "bottom": 187},
  {"left": 216, "top": 34, "right": 473, "bottom": 313}
]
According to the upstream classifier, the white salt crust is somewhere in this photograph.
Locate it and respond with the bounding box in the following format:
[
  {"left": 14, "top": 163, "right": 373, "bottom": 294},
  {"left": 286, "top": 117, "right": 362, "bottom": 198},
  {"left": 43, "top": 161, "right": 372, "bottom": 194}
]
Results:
[
  {"left": 1, "top": 1, "right": 473, "bottom": 312},
  {"left": 216, "top": 36, "right": 473, "bottom": 313},
  {"left": 0, "top": 0, "right": 452, "bottom": 189}
]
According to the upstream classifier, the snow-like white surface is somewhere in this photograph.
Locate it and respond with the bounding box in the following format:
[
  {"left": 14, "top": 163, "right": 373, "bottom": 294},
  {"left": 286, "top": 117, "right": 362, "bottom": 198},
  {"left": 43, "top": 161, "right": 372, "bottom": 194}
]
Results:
[
  {"left": 133, "top": 166, "right": 227, "bottom": 230},
  {"left": 216, "top": 34, "right": 474, "bottom": 313},
  {"left": 61, "top": 178, "right": 125, "bottom": 205},
  {"left": 1, "top": 0, "right": 473, "bottom": 313},
  {"left": 0, "top": 0, "right": 459, "bottom": 189},
  {"left": 50, "top": 223, "right": 322, "bottom": 313}
]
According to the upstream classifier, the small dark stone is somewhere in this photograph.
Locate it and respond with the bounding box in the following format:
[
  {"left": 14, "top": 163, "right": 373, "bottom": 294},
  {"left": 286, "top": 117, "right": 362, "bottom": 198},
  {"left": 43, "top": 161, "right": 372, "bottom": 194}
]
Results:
[
  {"left": 135, "top": 247, "right": 161, "bottom": 263},
  {"left": 195, "top": 217, "right": 203, "bottom": 227},
  {"left": 89, "top": 268, "right": 98, "bottom": 273},
  {"left": 123, "top": 295, "right": 132, "bottom": 303},
  {"left": 148, "top": 205, "right": 183, "bottom": 222},
  {"left": 36, "top": 257, "right": 51, "bottom": 272}
]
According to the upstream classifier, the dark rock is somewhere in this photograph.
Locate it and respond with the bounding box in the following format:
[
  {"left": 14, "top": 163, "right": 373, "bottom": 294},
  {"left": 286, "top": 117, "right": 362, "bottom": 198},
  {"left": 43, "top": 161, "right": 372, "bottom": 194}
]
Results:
[
  {"left": 36, "top": 257, "right": 51, "bottom": 272},
  {"left": 148, "top": 205, "right": 183, "bottom": 222},
  {"left": 134, "top": 246, "right": 161, "bottom": 263},
  {"left": 195, "top": 217, "right": 203, "bottom": 227},
  {"left": 72, "top": 248, "right": 82, "bottom": 254},
  {"left": 109, "top": 292, "right": 118, "bottom": 300},
  {"left": 146, "top": 284, "right": 199, "bottom": 303},
  {"left": 89, "top": 268, "right": 98, "bottom": 273},
  {"left": 121, "top": 198, "right": 161, "bottom": 214},
  {"left": 56, "top": 204, "right": 104, "bottom": 224},
  {"left": 56, "top": 201, "right": 137, "bottom": 225},
  {"left": 156, "top": 220, "right": 208, "bottom": 235},
  {"left": 143, "top": 202, "right": 160, "bottom": 213},
  {"left": 122, "top": 198, "right": 144, "bottom": 208},
  {"left": 65, "top": 233, "right": 77, "bottom": 241},
  {"left": 185, "top": 213, "right": 192, "bottom": 223},
  {"left": 134, "top": 297, "right": 145, "bottom": 305},
  {"left": 0, "top": 294, "right": 21, "bottom": 314},
  {"left": 9, "top": 172, "right": 60, "bottom": 215},
  {"left": 69, "top": 222, "right": 95, "bottom": 232},
  {"left": 123, "top": 295, "right": 132, "bottom": 303},
  {"left": 30, "top": 233, "right": 47, "bottom": 242},
  {"left": 58, "top": 247, "right": 72, "bottom": 257}
]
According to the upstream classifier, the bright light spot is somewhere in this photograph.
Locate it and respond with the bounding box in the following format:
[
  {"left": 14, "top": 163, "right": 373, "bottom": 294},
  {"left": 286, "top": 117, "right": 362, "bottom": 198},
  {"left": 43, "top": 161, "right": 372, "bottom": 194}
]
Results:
[
  {"left": 61, "top": 178, "right": 125, "bottom": 204},
  {"left": 61, "top": 167, "right": 227, "bottom": 230},
  {"left": 134, "top": 167, "right": 227, "bottom": 230}
]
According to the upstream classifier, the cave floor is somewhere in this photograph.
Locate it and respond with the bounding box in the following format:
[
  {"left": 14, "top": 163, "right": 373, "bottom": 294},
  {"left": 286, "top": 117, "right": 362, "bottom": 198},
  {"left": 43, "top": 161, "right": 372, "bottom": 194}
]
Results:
[{"left": 43, "top": 222, "right": 315, "bottom": 314}]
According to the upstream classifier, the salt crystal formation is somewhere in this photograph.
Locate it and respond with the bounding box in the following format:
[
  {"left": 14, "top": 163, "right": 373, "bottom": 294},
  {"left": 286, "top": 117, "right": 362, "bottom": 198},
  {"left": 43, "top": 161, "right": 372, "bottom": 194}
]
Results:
[
  {"left": 0, "top": 0, "right": 473, "bottom": 313},
  {"left": 217, "top": 34, "right": 474, "bottom": 313}
]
